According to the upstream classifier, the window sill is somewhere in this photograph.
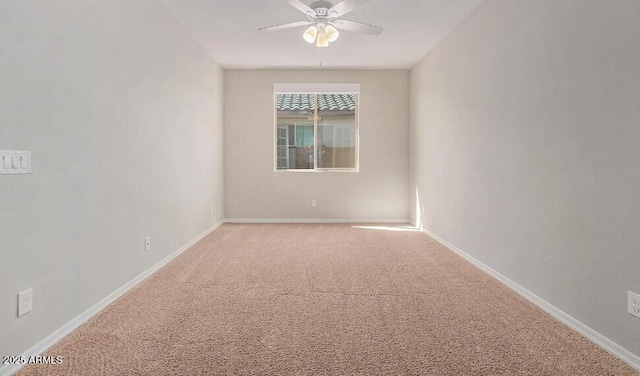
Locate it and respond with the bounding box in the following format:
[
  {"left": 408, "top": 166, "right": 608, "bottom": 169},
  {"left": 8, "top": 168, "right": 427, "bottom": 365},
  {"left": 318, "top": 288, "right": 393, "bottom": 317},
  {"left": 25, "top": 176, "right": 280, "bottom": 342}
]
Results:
[{"left": 274, "top": 168, "right": 359, "bottom": 173}]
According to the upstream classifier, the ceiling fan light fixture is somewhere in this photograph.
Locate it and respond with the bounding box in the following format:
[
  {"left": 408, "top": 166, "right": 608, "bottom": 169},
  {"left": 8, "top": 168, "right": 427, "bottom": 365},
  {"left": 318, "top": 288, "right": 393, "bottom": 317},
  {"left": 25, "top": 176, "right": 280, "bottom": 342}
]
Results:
[
  {"left": 260, "top": 0, "right": 382, "bottom": 48},
  {"left": 325, "top": 25, "right": 339, "bottom": 42},
  {"left": 303, "top": 25, "right": 318, "bottom": 43},
  {"left": 316, "top": 32, "right": 329, "bottom": 47}
]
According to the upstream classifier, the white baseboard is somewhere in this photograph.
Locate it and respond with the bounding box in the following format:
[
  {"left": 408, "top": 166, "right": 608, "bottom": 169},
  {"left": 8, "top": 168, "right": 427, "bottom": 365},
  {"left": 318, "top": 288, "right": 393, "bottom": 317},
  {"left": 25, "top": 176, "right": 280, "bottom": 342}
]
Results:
[
  {"left": 8, "top": 220, "right": 636, "bottom": 374},
  {"left": 419, "top": 226, "right": 640, "bottom": 372},
  {"left": 0, "top": 221, "right": 223, "bottom": 376},
  {"left": 224, "top": 218, "right": 410, "bottom": 224}
]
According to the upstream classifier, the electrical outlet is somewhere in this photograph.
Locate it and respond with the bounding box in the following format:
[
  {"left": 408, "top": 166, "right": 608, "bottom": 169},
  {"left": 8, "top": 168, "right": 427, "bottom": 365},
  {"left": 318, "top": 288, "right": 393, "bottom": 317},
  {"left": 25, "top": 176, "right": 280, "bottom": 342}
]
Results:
[
  {"left": 629, "top": 291, "right": 640, "bottom": 319},
  {"left": 311, "top": 200, "right": 317, "bottom": 208},
  {"left": 18, "top": 288, "right": 33, "bottom": 317},
  {"left": 145, "top": 236, "right": 151, "bottom": 251}
]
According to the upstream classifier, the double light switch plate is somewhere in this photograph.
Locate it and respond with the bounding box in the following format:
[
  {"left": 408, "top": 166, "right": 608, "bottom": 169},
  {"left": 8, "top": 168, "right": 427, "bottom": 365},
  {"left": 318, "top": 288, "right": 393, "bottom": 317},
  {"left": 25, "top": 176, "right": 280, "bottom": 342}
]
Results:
[{"left": 0, "top": 150, "right": 31, "bottom": 174}]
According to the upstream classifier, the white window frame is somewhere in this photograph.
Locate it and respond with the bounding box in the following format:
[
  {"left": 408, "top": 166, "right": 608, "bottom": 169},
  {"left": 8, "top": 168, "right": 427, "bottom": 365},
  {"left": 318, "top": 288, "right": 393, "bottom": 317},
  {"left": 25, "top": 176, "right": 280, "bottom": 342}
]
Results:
[{"left": 273, "top": 84, "right": 360, "bottom": 173}]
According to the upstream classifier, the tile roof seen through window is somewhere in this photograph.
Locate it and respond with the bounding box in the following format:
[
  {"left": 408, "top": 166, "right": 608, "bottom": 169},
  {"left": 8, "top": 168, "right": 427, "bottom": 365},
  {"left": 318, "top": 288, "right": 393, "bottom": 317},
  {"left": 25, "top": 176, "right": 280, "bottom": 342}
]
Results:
[{"left": 277, "top": 94, "right": 356, "bottom": 112}]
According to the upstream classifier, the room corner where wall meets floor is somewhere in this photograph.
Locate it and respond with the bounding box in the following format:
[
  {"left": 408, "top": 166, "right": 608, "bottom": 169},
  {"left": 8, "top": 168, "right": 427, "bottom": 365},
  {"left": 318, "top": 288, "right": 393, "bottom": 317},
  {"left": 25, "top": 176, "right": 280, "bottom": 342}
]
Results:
[
  {"left": 223, "top": 69, "right": 411, "bottom": 222},
  {"left": 0, "top": 0, "right": 224, "bottom": 371},
  {"left": 10, "top": 223, "right": 640, "bottom": 375},
  {"left": 410, "top": 0, "right": 640, "bottom": 368}
]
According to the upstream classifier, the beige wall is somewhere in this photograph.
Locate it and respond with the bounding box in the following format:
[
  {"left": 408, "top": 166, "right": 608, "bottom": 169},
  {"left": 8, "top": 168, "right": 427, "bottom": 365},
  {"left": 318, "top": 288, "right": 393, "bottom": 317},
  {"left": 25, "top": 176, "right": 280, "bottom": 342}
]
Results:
[
  {"left": 411, "top": 0, "right": 640, "bottom": 358},
  {"left": 0, "top": 0, "right": 224, "bottom": 358},
  {"left": 225, "top": 70, "right": 409, "bottom": 221}
]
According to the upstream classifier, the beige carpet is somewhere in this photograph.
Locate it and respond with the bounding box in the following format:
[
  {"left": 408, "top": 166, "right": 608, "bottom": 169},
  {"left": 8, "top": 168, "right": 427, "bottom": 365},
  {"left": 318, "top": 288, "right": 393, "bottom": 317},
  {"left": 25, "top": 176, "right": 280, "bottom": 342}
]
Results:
[{"left": 19, "top": 223, "right": 638, "bottom": 375}]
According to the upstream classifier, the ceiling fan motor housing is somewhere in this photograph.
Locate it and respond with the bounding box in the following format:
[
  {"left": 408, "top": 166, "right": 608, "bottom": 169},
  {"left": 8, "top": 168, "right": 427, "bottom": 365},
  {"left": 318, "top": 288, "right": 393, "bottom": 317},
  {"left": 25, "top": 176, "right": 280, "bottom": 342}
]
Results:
[{"left": 309, "top": 1, "right": 335, "bottom": 17}]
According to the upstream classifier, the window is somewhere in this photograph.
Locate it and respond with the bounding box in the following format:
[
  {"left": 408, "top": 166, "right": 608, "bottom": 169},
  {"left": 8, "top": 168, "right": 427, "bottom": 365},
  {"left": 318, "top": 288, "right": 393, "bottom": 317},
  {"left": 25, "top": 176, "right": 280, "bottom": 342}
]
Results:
[{"left": 274, "top": 85, "right": 359, "bottom": 171}]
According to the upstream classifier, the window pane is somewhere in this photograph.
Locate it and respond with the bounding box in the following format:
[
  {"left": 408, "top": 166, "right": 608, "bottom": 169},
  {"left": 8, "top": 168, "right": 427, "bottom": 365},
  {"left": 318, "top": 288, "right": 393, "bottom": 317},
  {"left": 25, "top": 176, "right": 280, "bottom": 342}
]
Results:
[
  {"left": 276, "top": 94, "right": 315, "bottom": 169},
  {"left": 276, "top": 126, "right": 288, "bottom": 169},
  {"left": 317, "top": 94, "right": 357, "bottom": 169}
]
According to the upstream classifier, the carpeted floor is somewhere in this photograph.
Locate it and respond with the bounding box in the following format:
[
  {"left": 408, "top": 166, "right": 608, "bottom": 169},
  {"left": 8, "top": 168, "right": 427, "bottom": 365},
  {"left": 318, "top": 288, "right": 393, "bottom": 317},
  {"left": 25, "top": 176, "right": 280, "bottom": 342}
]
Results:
[{"left": 18, "top": 223, "right": 639, "bottom": 375}]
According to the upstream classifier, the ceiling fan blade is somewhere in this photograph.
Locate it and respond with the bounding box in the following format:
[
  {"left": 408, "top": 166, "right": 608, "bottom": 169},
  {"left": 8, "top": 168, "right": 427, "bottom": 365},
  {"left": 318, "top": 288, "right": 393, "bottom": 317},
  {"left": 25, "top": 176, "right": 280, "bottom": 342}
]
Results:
[
  {"left": 328, "top": 0, "right": 369, "bottom": 18},
  {"left": 332, "top": 19, "right": 383, "bottom": 35},
  {"left": 259, "top": 20, "right": 313, "bottom": 32},
  {"left": 288, "top": 0, "right": 316, "bottom": 16}
]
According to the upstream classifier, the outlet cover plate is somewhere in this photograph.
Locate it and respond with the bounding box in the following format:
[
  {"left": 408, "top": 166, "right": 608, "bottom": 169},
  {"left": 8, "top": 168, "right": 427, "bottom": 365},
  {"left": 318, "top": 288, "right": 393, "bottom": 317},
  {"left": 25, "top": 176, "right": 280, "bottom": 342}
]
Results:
[
  {"left": 145, "top": 236, "right": 151, "bottom": 251},
  {"left": 18, "top": 288, "right": 33, "bottom": 317},
  {"left": 629, "top": 291, "right": 640, "bottom": 319}
]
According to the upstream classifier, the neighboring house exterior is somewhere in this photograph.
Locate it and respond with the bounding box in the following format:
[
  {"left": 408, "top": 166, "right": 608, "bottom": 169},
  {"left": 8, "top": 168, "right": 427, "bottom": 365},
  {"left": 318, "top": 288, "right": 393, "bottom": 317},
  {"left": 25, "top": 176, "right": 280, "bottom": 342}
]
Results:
[{"left": 276, "top": 93, "right": 357, "bottom": 170}]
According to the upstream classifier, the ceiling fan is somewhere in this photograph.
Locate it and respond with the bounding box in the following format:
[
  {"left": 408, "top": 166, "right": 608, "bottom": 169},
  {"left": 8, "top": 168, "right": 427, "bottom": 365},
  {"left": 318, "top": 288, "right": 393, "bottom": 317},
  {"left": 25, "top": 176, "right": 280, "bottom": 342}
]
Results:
[{"left": 259, "top": 0, "right": 383, "bottom": 47}]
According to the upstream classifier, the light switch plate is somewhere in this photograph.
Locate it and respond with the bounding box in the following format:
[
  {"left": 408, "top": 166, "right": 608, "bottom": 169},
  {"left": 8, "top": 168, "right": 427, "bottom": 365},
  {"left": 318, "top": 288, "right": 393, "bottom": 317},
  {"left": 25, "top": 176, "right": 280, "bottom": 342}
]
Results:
[{"left": 0, "top": 150, "right": 31, "bottom": 174}]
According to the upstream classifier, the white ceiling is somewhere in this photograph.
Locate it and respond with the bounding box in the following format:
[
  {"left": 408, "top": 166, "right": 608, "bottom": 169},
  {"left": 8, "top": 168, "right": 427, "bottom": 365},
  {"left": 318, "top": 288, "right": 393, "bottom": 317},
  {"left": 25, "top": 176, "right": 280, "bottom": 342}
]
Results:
[{"left": 158, "top": 0, "right": 484, "bottom": 69}]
